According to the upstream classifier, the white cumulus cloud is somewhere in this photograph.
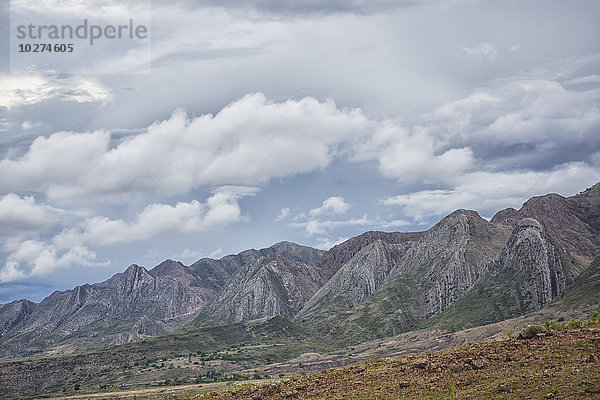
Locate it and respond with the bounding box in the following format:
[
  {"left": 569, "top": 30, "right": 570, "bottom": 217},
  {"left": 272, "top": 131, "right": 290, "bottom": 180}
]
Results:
[
  {"left": 309, "top": 196, "right": 351, "bottom": 216},
  {"left": 53, "top": 187, "right": 255, "bottom": 249},
  {"left": 0, "top": 241, "right": 105, "bottom": 283},
  {"left": 0, "top": 194, "right": 61, "bottom": 237},
  {"left": 0, "top": 93, "right": 370, "bottom": 201},
  {"left": 383, "top": 161, "right": 600, "bottom": 220}
]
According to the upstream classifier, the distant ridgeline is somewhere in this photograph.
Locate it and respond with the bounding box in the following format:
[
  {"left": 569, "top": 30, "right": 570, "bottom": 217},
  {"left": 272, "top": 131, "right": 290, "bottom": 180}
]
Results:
[{"left": 0, "top": 184, "right": 598, "bottom": 370}]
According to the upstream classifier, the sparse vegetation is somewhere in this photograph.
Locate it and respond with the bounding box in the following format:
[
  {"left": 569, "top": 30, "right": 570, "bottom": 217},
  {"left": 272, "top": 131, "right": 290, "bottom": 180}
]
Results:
[
  {"left": 0, "top": 316, "right": 333, "bottom": 399},
  {"left": 197, "top": 326, "right": 600, "bottom": 400}
]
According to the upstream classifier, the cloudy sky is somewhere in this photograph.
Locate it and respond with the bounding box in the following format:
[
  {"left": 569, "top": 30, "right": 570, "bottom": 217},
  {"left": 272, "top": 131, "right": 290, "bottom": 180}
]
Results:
[{"left": 1, "top": 0, "right": 599, "bottom": 303}]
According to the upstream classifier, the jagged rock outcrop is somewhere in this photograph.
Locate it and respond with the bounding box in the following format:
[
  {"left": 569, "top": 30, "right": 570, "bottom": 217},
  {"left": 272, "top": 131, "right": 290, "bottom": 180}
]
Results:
[
  {"left": 300, "top": 210, "right": 509, "bottom": 340},
  {"left": 492, "top": 218, "right": 580, "bottom": 313},
  {"left": 566, "top": 183, "right": 600, "bottom": 242},
  {"left": 0, "top": 241, "right": 324, "bottom": 356},
  {"left": 192, "top": 253, "right": 326, "bottom": 326},
  {"left": 187, "top": 241, "right": 324, "bottom": 292},
  {"left": 389, "top": 209, "right": 509, "bottom": 317},
  {"left": 426, "top": 217, "right": 585, "bottom": 331},
  {"left": 0, "top": 300, "right": 36, "bottom": 338},
  {"left": 150, "top": 259, "right": 217, "bottom": 301},
  {"left": 296, "top": 238, "right": 417, "bottom": 322},
  {"left": 492, "top": 190, "right": 600, "bottom": 261},
  {"left": 0, "top": 264, "right": 208, "bottom": 356},
  {"left": 314, "top": 231, "right": 421, "bottom": 279}
]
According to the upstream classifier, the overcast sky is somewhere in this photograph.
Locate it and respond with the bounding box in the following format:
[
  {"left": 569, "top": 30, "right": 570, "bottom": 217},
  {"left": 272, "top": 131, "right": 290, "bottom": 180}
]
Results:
[{"left": 1, "top": 0, "right": 599, "bottom": 303}]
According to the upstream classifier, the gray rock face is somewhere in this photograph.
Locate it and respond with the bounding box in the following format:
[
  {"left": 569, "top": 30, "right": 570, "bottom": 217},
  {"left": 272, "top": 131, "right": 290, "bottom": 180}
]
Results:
[
  {"left": 297, "top": 239, "right": 415, "bottom": 321},
  {"left": 0, "top": 300, "right": 36, "bottom": 338},
  {"left": 314, "top": 231, "right": 420, "bottom": 279},
  {"left": 297, "top": 210, "right": 509, "bottom": 339},
  {"left": 0, "top": 241, "right": 323, "bottom": 356},
  {"left": 495, "top": 218, "right": 577, "bottom": 313},
  {"left": 0, "top": 264, "right": 208, "bottom": 356},
  {"left": 492, "top": 191, "right": 600, "bottom": 261},
  {"left": 194, "top": 254, "right": 325, "bottom": 326},
  {"left": 389, "top": 209, "right": 508, "bottom": 317},
  {"left": 150, "top": 259, "right": 217, "bottom": 302},
  {"left": 187, "top": 241, "right": 324, "bottom": 292},
  {"left": 430, "top": 216, "right": 587, "bottom": 331}
]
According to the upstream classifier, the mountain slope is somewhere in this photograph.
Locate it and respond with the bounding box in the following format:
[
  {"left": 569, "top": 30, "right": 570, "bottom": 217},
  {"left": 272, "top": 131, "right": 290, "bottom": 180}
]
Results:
[
  {"left": 296, "top": 236, "right": 420, "bottom": 323},
  {"left": 0, "top": 264, "right": 207, "bottom": 356},
  {"left": 192, "top": 253, "right": 327, "bottom": 326},
  {"left": 492, "top": 185, "right": 600, "bottom": 261},
  {"left": 186, "top": 241, "right": 324, "bottom": 292},
  {"left": 302, "top": 209, "right": 509, "bottom": 342},
  {"left": 0, "top": 241, "right": 324, "bottom": 357},
  {"left": 313, "top": 231, "right": 420, "bottom": 279},
  {"left": 424, "top": 217, "right": 586, "bottom": 331},
  {"left": 566, "top": 182, "right": 600, "bottom": 240},
  {"left": 0, "top": 299, "right": 36, "bottom": 338}
]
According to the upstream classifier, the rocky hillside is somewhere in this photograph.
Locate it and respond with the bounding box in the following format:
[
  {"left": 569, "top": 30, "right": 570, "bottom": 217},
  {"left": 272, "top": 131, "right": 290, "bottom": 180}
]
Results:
[
  {"left": 298, "top": 185, "right": 599, "bottom": 343},
  {"left": 313, "top": 231, "right": 420, "bottom": 280},
  {"left": 0, "top": 300, "right": 36, "bottom": 338},
  {"left": 298, "top": 210, "right": 508, "bottom": 341},
  {"left": 0, "top": 242, "right": 323, "bottom": 357},
  {"left": 192, "top": 253, "right": 327, "bottom": 326},
  {"left": 0, "top": 184, "right": 598, "bottom": 358},
  {"left": 426, "top": 217, "right": 586, "bottom": 332},
  {"left": 296, "top": 235, "right": 420, "bottom": 323},
  {"left": 202, "top": 325, "right": 600, "bottom": 400},
  {"left": 0, "top": 264, "right": 207, "bottom": 356},
  {"left": 492, "top": 183, "right": 600, "bottom": 261}
]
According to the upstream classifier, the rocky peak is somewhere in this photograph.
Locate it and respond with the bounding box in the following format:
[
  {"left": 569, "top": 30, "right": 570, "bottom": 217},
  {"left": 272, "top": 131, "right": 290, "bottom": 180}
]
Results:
[
  {"left": 115, "top": 264, "right": 155, "bottom": 295},
  {"left": 188, "top": 241, "right": 323, "bottom": 293},
  {"left": 151, "top": 259, "right": 217, "bottom": 302},
  {"left": 315, "top": 231, "right": 421, "bottom": 280},
  {"left": 430, "top": 209, "right": 481, "bottom": 234},
  {"left": 123, "top": 263, "right": 149, "bottom": 277},
  {"left": 150, "top": 259, "right": 185, "bottom": 276},
  {"left": 268, "top": 241, "right": 325, "bottom": 265},
  {"left": 297, "top": 239, "right": 406, "bottom": 321},
  {"left": 0, "top": 300, "right": 36, "bottom": 338},
  {"left": 496, "top": 217, "right": 578, "bottom": 313},
  {"left": 492, "top": 190, "right": 599, "bottom": 261},
  {"left": 567, "top": 182, "right": 600, "bottom": 235},
  {"left": 192, "top": 253, "right": 325, "bottom": 326},
  {"left": 391, "top": 209, "right": 508, "bottom": 317}
]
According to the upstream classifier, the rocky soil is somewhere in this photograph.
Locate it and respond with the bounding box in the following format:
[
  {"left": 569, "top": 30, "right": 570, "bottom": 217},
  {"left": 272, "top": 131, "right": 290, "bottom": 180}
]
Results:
[{"left": 200, "top": 327, "right": 600, "bottom": 400}]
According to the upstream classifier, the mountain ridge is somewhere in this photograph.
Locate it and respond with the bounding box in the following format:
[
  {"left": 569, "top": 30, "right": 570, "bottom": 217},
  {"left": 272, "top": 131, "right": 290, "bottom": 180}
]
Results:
[
  {"left": 1, "top": 184, "right": 598, "bottom": 359},
  {"left": 0, "top": 241, "right": 323, "bottom": 356}
]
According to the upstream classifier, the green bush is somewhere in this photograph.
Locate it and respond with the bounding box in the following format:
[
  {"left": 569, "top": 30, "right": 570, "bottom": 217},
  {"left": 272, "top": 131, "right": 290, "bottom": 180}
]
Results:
[
  {"left": 544, "top": 309, "right": 600, "bottom": 331},
  {"left": 529, "top": 325, "right": 544, "bottom": 334}
]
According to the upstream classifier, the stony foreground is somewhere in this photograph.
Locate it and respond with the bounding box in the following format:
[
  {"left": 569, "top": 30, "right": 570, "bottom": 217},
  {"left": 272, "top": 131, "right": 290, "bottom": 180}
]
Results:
[{"left": 194, "top": 328, "right": 600, "bottom": 400}]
